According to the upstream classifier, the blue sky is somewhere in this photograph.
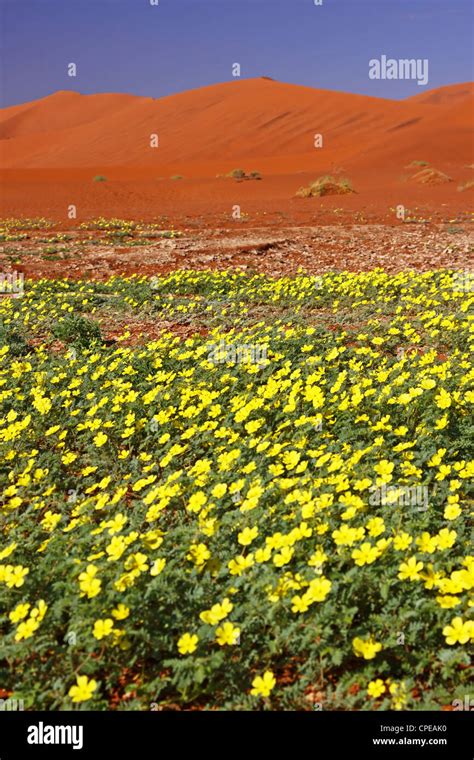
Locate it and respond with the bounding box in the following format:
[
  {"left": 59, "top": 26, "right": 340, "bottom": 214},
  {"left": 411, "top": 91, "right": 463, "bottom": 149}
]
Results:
[{"left": 1, "top": 0, "right": 473, "bottom": 107}]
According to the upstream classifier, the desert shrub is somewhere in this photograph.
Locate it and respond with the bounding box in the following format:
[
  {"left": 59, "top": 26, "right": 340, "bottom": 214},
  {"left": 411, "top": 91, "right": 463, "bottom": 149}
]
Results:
[
  {"left": 51, "top": 315, "right": 103, "bottom": 347},
  {"left": 406, "top": 161, "right": 429, "bottom": 169},
  {"left": 228, "top": 169, "right": 246, "bottom": 179},
  {"left": 296, "top": 176, "right": 354, "bottom": 197},
  {"left": 0, "top": 322, "right": 30, "bottom": 356}
]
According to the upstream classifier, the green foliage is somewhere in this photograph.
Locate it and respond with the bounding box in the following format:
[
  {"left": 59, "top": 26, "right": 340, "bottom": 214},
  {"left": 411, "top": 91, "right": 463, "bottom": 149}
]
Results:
[
  {"left": 0, "top": 322, "right": 30, "bottom": 356},
  {"left": 51, "top": 315, "right": 103, "bottom": 347},
  {"left": 0, "top": 269, "right": 472, "bottom": 711}
]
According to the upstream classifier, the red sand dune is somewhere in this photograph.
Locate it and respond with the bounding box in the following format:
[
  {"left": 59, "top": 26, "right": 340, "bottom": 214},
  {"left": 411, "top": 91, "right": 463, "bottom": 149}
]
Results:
[
  {"left": 0, "top": 79, "right": 472, "bottom": 221},
  {"left": 1, "top": 78, "right": 473, "bottom": 173},
  {"left": 406, "top": 82, "right": 474, "bottom": 106}
]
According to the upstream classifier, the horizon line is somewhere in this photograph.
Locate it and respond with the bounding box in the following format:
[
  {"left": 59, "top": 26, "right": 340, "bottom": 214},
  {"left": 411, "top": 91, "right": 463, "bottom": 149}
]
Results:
[{"left": 2, "top": 76, "right": 473, "bottom": 110}]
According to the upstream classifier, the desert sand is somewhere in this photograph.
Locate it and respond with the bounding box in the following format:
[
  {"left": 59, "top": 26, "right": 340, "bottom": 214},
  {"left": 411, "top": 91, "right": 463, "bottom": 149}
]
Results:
[{"left": 0, "top": 78, "right": 472, "bottom": 225}]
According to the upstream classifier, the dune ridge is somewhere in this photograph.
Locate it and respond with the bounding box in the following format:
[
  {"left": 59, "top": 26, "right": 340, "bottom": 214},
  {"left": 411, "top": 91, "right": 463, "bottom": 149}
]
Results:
[{"left": 1, "top": 78, "right": 472, "bottom": 174}]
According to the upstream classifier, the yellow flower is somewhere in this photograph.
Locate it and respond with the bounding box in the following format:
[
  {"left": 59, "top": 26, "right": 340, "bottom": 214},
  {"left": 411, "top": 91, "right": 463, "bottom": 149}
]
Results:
[
  {"left": 9, "top": 602, "right": 30, "bottom": 623},
  {"left": 238, "top": 526, "right": 258, "bottom": 546},
  {"left": 442, "top": 617, "right": 472, "bottom": 645},
  {"left": 374, "top": 459, "right": 394, "bottom": 483},
  {"left": 124, "top": 552, "right": 148, "bottom": 573},
  {"left": 255, "top": 546, "right": 272, "bottom": 563},
  {"left": 200, "top": 598, "right": 233, "bottom": 624},
  {"left": 111, "top": 604, "right": 130, "bottom": 620},
  {"left": 228, "top": 554, "right": 254, "bottom": 575},
  {"left": 393, "top": 532, "right": 412, "bottom": 551},
  {"left": 78, "top": 564, "right": 101, "bottom": 598},
  {"left": 308, "top": 549, "right": 327, "bottom": 567},
  {"left": 250, "top": 670, "right": 276, "bottom": 697},
  {"left": 93, "top": 618, "right": 114, "bottom": 640},
  {"left": 150, "top": 558, "right": 166, "bottom": 576},
  {"left": 93, "top": 432, "right": 108, "bottom": 447},
  {"left": 0, "top": 542, "right": 17, "bottom": 561},
  {"left": 436, "top": 595, "right": 460, "bottom": 609},
  {"left": 33, "top": 396, "right": 52, "bottom": 415},
  {"left": 366, "top": 517, "right": 385, "bottom": 537},
  {"left": 187, "top": 491, "right": 207, "bottom": 513},
  {"left": 107, "top": 513, "right": 127, "bottom": 535},
  {"left": 106, "top": 536, "right": 127, "bottom": 562},
  {"left": 68, "top": 675, "right": 98, "bottom": 703},
  {"left": 353, "top": 636, "right": 383, "bottom": 660},
  {"left": 307, "top": 577, "right": 332, "bottom": 602},
  {"left": 187, "top": 543, "right": 211, "bottom": 567},
  {"left": 215, "top": 621, "right": 240, "bottom": 646},
  {"left": 332, "top": 525, "right": 363, "bottom": 546},
  {"left": 30, "top": 600, "right": 47, "bottom": 622},
  {"left": 415, "top": 532, "right": 437, "bottom": 554},
  {"left": 291, "top": 594, "right": 311, "bottom": 613},
  {"left": 212, "top": 483, "right": 227, "bottom": 498},
  {"left": 367, "top": 679, "right": 386, "bottom": 698},
  {"left": 444, "top": 503, "right": 461, "bottom": 520},
  {"left": 352, "top": 543, "right": 379, "bottom": 566},
  {"left": 273, "top": 546, "right": 294, "bottom": 567},
  {"left": 61, "top": 452, "right": 78, "bottom": 465},
  {"left": 434, "top": 388, "right": 451, "bottom": 409},
  {"left": 436, "top": 528, "right": 457, "bottom": 550},
  {"left": 40, "top": 511, "right": 61, "bottom": 531},
  {"left": 398, "top": 556, "right": 423, "bottom": 581},
  {"left": 15, "top": 617, "right": 40, "bottom": 641},
  {"left": 389, "top": 681, "right": 408, "bottom": 710},
  {"left": 177, "top": 632, "right": 198, "bottom": 655},
  {"left": 3, "top": 565, "right": 29, "bottom": 588}
]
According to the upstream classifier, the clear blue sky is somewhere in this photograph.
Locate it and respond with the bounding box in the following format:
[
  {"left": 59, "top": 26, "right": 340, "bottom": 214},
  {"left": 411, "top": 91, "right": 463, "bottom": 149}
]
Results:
[{"left": 1, "top": 0, "right": 473, "bottom": 107}]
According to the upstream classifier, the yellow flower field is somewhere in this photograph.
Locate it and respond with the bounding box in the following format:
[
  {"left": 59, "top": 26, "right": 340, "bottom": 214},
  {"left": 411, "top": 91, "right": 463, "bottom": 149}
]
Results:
[{"left": 0, "top": 269, "right": 472, "bottom": 710}]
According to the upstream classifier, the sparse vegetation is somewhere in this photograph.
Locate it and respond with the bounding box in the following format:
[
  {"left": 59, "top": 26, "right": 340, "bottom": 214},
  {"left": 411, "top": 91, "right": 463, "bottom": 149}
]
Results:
[
  {"left": 223, "top": 169, "right": 262, "bottom": 181},
  {"left": 457, "top": 180, "right": 474, "bottom": 192},
  {"left": 0, "top": 322, "right": 29, "bottom": 356},
  {"left": 171, "top": 175, "right": 184, "bottom": 180},
  {"left": 51, "top": 314, "right": 103, "bottom": 347},
  {"left": 227, "top": 168, "right": 246, "bottom": 179},
  {"left": 93, "top": 175, "right": 107, "bottom": 182},
  {"left": 405, "top": 160, "right": 429, "bottom": 169},
  {"left": 296, "top": 175, "right": 355, "bottom": 198}
]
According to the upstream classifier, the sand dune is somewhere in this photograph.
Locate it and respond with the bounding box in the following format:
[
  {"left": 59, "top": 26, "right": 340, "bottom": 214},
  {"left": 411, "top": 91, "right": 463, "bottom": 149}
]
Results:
[
  {"left": 1, "top": 78, "right": 472, "bottom": 173},
  {"left": 1, "top": 78, "right": 472, "bottom": 222},
  {"left": 406, "top": 82, "right": 474, "bottom": 106}
]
